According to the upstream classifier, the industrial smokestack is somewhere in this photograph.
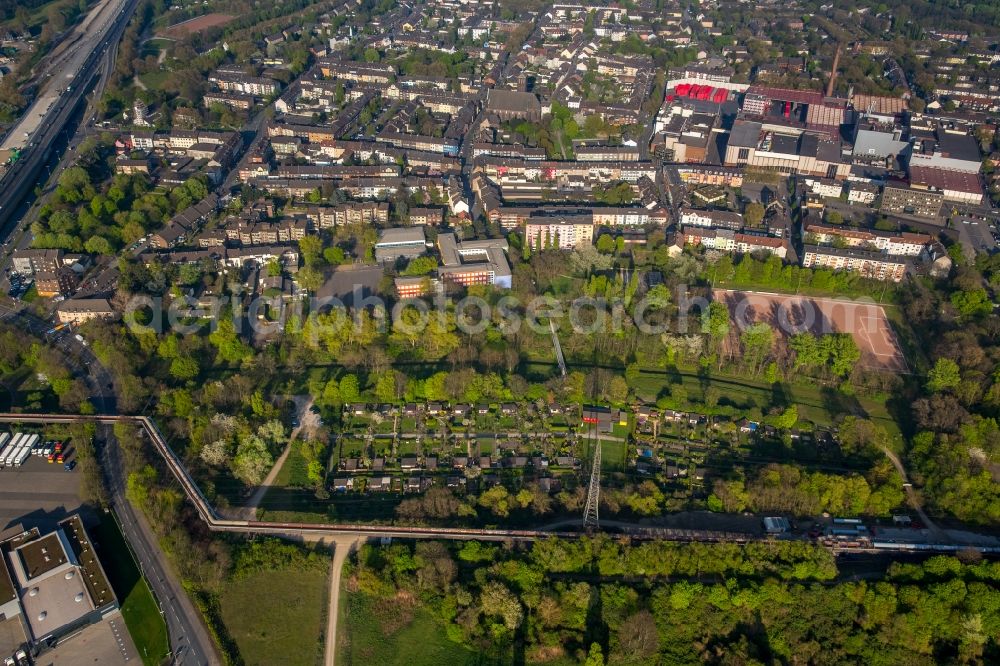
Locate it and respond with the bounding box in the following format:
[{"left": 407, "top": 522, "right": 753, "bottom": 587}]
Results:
[{"left": 826, "top": 44, "right": 841, "bottom": 98}]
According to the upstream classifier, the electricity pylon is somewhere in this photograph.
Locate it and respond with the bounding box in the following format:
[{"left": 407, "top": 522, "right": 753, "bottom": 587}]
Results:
[{"left": 583, "top": 431, "right": 601, "bottom": 530}]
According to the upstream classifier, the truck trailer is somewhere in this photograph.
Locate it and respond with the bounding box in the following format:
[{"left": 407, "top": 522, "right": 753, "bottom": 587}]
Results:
[
  {"left": 3, "top": 445, "right": 22, "bottom": 468},
  {"left": 12, "top": 445, "right": 30, "bottom": 467},
  {"left": 2, "top": 434, "right": 22, "bottom": 467}
]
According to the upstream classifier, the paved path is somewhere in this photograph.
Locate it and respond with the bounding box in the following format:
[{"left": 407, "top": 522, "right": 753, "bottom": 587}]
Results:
[
  {"left": 323, "top": 536, "right": 363, "bottom": 666},
  {"left": 235, "top": 396, "right": 315, "bottom": 519},
  {"left": 881, "top": 446, "right": 948, "bottom": 541}
]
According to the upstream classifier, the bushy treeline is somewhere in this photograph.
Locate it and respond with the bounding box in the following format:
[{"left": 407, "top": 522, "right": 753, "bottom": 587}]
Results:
[{"left": 346, "top": 538, "right": 1000, "bottom": 665}]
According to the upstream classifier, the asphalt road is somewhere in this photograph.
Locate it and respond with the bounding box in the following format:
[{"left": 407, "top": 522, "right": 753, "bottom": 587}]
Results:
[{"left": 101, "top": 424, "right": 219, "bottom": 666}]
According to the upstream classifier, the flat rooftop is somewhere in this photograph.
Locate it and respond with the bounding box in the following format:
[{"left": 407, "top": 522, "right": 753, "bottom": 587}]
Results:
[
  {"left": 747, "top": 85, "right": 826, "bottom": 106},
  {"left": 728, "top": 120, "right": 761, "bottom": 148},
  {"left": 20, "top": 565, "right": 94, "bottom": 641},
  {"left": 0, "top": 552, "right": 14, "bottom": 607},
  {"left": 937, "top": 131, "right": 981, "bottom": 163},
  {"left": 437, "top": 233, "right": 511, "bottom": 280},
  {"left": 16, "top": 533, "right": 68, "bottom": 581},
  {"left": 60, "top": 515, "right": 114, "bottom": 609},
  {"left": 910, "top": 165, "right": 983, "bottom": 195},
  {"left": 376, "top": 227, "right": 426, "bottom": 245}
]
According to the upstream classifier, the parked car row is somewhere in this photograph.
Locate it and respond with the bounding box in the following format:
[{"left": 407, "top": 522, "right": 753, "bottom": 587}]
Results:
[
  {"left": 6, "top": 271, "right": 32, "bottom": 300},
  {"left": 0, "top": 432, "right": 74, "bottom": 470},
  {"left": 3, "top": 648, "right": 28, "bottom": 666},
  {"left": 34, "top": 439, "right": 70, "bottom": 467}
]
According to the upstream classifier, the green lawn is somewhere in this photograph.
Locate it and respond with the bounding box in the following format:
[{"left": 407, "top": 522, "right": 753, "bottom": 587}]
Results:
[
  {"left": 338, "top": 591, "right": 478, "bottom": 666},
  {"left": 601, "top": 439, "right": 626, "bottom": 470},
  {"left": 141, "top": 38, "right": 171, "bottom": 58},
  {"left": 259, "top": 488, "right": 403, "bottom": 524},
  {"left": 259, "top": 480, "right": 332, "bottom": 520},
  {"left": 218, "top": 567, "right": 328, "bottom": 666},
  {"left": 91, "top": 516, "right": 170, "bottom": 666},
  {"left": 580, "top": 439, "right": 626, "bottom": 471},
  {"left": 257, "top": 507, "right": 330, "bottom": 524},
  {"left": 20, "top": 283, "right": 38, "bottom": 303},
  {"left": 627, "top": 367, "right": 900, "bottom": 438},
  {"left": 397, "top": 440, "right": 419, "bottom": 456},
  {"left": 138, "top": 70, "right": 169, "bottom": 90},
  {"left": 272, "top": 440, "right": 312, "bottom": 488}
]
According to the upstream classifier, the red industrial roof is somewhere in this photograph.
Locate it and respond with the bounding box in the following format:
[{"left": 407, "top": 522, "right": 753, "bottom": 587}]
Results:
[
  {"left": 747, "top": 85, "right": 825, "bottom": 106},
  {"left": 909, "top": 165, "right": 983, "bottom": 195}
]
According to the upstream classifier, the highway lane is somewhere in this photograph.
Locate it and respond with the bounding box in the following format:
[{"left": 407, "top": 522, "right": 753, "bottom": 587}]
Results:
[
  {"left": 0, "top": 0, "right": 139, "bottom": 294},
  {"left": 1, "top": 0, "right": 130, "bottom": 152},
  {"left": 0, "top": 23, "right": 131, "bottom": 293},
  {"left": 0, "top": 0, "right": 140, "bottom": 239},
  {"left": 51, "top": 317, "right": 218, "bottom": 666}
]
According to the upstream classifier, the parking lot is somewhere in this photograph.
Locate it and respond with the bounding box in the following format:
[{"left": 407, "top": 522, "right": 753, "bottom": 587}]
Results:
[
  {"left": 0, "top": 441, "right": 82, "bottom": 533},
  {"left": 955, "top": 216, "right": 998, "bottom": 258},
  {"left": 4, "top": 271, "right": 32, "bottom": 300}
]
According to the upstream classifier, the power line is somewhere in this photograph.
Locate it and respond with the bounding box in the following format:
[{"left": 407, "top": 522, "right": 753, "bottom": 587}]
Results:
[{"left": 583, "top": 427, "right": 600, "bottom": 530}]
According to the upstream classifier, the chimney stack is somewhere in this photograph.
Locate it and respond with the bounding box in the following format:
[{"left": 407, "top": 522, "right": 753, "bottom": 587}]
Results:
[{"left": 826, "top": 44, "right": 842, "bottom": 98}]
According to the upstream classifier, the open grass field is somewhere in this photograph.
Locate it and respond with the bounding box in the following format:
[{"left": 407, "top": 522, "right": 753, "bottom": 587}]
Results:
[
  {"left": 91, "top": 516, "right": 170, "bottom": 666},
  {"left": 138, "top": 70, "right": 169, "bottom": 90},
  {"left": 580, "top": 439, "right": 626, "bottom": 471},
  {"left": 627, "top": 367, "right": 901, "bottom": 440},
  {"left": 272, "top": 440, "right": 313, "bottom": 488},
  {"left": 218, "top": 566, "right": 328, "bottom": 666},
  {"left": 714, "top": 289, "right": 907, "bottom": 372},
  {"left": 338, "top": 591, "right": 478, "bottom": 666},
  {"left": 257, "top": 506, "right": 330, "bottom": 523},
  {"left": 258, "top": 481, "right": 331, "bottom": 521}
]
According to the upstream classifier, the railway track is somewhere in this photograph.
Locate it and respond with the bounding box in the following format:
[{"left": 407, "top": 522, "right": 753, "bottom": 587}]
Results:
[{"left": 0, "top": 412, "right": 997, "bottom": 554}]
